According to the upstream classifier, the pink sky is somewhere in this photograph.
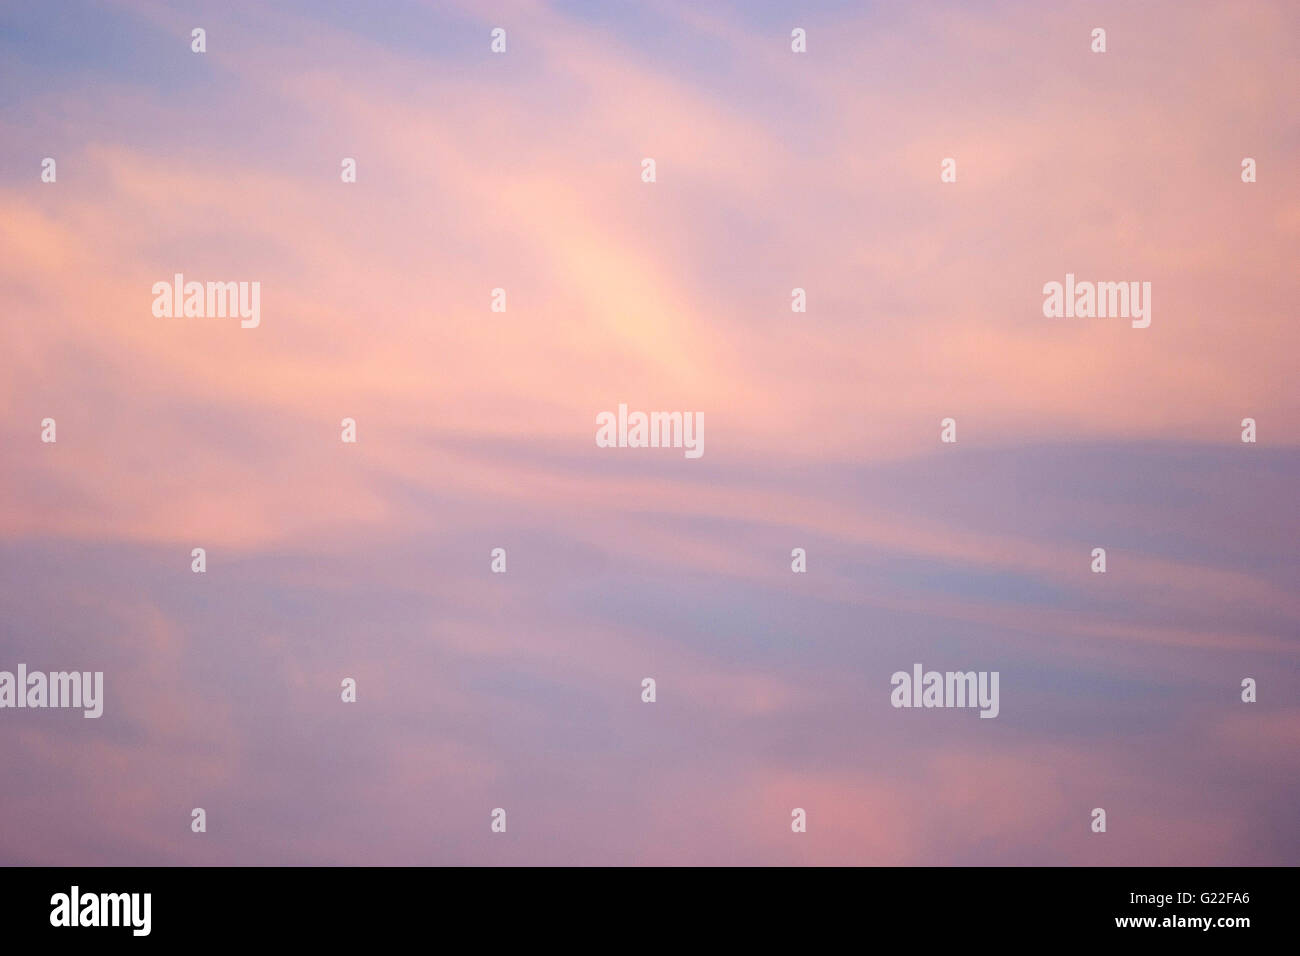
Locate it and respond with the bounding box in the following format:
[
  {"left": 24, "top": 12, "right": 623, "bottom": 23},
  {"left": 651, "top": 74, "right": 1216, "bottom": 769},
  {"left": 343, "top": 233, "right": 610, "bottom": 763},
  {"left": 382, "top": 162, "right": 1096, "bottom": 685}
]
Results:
[{"left": 0, "top": 0, "right": 1296, "bottom": 865}]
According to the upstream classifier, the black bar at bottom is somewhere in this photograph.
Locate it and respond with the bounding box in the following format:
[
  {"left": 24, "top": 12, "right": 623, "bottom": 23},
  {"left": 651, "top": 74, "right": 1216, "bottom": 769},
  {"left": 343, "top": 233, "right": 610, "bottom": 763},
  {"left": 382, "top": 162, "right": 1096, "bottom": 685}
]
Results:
[{"left": 0, "top": 866, "right": 1282, "bottom": 943}]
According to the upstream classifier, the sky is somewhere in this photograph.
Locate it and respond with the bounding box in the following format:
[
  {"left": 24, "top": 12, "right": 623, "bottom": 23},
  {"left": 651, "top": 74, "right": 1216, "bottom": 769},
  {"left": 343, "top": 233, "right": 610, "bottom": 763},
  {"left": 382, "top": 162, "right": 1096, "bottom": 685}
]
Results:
[{"left": 0, "top": 0, "right": 1296, "bottom": 865}]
